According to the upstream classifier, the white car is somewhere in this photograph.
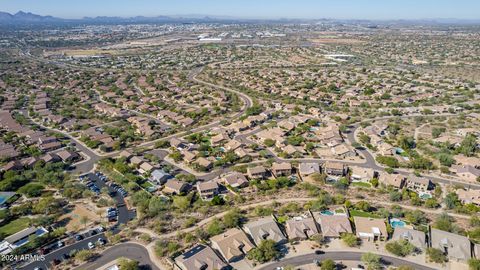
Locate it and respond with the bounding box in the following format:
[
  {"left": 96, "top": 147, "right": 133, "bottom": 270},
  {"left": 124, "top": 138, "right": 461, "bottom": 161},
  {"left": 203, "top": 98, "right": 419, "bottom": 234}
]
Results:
[{"left": 87, "top": 242, "right": 95, "bottom": 249}]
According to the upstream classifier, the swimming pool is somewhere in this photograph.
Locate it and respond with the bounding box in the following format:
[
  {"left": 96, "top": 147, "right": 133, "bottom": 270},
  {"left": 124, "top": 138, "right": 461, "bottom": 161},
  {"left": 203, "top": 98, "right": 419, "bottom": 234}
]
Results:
[
  {"left": 320, "top": 210, "right": 334, "bottom": 216},
  {"left": 0, "top": 192, "right": 15, "bottom": 206},
  {"left": 420, "top": 193, "right": 432, "bottom": 200},
  {"left": 390, "top": 219, "right": 406, "bottom": 228}
]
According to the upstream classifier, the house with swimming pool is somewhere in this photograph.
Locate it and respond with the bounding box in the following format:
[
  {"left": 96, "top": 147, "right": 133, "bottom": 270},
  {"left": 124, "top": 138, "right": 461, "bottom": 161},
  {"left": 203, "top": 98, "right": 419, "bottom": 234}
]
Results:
[
  {"left": 353, "top": 217, "right": 388, "bottom": 241},
  {"left": 0, "top": 226, "right": 49, "bottom": 255}
]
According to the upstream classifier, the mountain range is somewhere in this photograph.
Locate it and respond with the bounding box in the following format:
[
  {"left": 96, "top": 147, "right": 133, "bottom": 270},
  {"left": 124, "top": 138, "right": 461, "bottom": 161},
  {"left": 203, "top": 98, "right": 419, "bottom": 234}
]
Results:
[{"left": 0, "top": 11, "right": 479, "bottom": 25}]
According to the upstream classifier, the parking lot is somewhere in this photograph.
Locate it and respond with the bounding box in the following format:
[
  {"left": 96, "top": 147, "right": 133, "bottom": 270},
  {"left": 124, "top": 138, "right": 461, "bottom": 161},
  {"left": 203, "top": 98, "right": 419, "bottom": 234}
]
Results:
[{"left": 20, "top": 172, "right": 136, "bottom": 270}]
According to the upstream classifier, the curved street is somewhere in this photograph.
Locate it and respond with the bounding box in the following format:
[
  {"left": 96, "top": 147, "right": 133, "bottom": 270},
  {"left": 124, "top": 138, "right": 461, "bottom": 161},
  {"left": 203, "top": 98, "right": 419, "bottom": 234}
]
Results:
[
  {"left": 74, "top": 242, "right": 159, "bottom": 270},
  {"left": 257, "top": 251, "right": 436, "bottom": 270}
]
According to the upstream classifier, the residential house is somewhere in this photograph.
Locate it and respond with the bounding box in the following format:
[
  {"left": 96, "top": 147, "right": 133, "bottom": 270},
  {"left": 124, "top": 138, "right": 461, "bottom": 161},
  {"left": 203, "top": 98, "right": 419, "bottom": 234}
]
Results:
[
  {"left": 163, "top": 180, "right": 189, "bottom": 195},
  {"left": 324, "top": 161, "right": 345, "bottom": 178},
  {"left": 210, "top": 228, "right": 254, "bottom": 263},
  {"left": 313, "top": 214, "right": 353, "bottom": 239},
  {"left": 392, "top": 227, "right": 426, "bottom": 249},
  {"left": 150, "top": 169, "right": 171, "bottom": 185},
  {"left": 298, "top": 163, "right": 320, "bottom": 180},
  {"left": 247, "top": 166, "right": 268, "bottom": 180},
  {"left": 455, "top": 166, "right": 480, "bottom": 183},
  {"left": 271, "top": 162, "right": 292, "bottom": 177},
  {"left": 353, "top": 217, "right": 388, "bottom": 241},
  {"left": 55, "top": 150, "right": 80, "bottom": 163},
  {"left": 181, "top": 150, "right": 197, "bottom": 163},
  {"left": 174, "top": 244, "right": 228, "bottom": 270},
  {"left": 379, "top": 173, "right": 405, "bottom": 189},
  {"left": 406, "top": 175, "right": 432, "bottom": 192},
  {"left": 129, "top": 156, "right": 144, "bottom": 166},
  {"left": 430, "top": 228, "right": 472, "bottom": 262},
  {"left": 170, "top": 138, "right": 187, "bottom": 150},
  {"left": 195, "top": 157, "right": 213, "bottom": 170},
  {"left": 138, "top": 162, "right": 155, "bottom": 174},
  {"left": 224, "top": 140, "right": 243, "bottom": 152},
  {"left": 222, "top": 172, "right": 248, "bottom": 188},
  {"left": 196, "top": 181, "right": 220, "bottom": 201},
  {"left": 332, "top": 144, "right": 356, "bottom": 158},
  {"left": 349, "top": 166, "right": 376, "bottom": 182},
  {"left": 285, "top": 216, "right": 319, "bottom": 241},
  {"left": 0, "top": 227, "right": 49, "bottom": 255},
  {"left": 119, "top": 150, "right": 133, "bottom": 160},
  {"left": 457, "top": 189, "right": 480, "bottom": 205},
  {"left": 243, "top": 216, "right": 287, "bottom": 245},
  {"left": 211, "top": 133, "right": 229, "bottom": 146}
]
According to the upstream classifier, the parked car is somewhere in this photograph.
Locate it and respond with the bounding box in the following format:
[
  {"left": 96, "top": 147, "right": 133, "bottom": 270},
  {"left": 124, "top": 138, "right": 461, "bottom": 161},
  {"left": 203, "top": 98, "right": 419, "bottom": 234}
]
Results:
[
  {"left": 75, "top": 235, "right": 83, "bottom": 241},
  {"left": 87, "top": 242, "right": 95, "bottom": 249},
  {"left": 57, "top": 241, "right": 64, "bottom": 248},
  {"left": 98, "top": 237, "right": 106, "bottom": 245}
]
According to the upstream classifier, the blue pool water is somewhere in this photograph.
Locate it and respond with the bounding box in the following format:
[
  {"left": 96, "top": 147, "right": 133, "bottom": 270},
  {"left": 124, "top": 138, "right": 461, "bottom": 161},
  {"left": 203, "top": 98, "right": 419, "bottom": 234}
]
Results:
[
  {"left": 420, "top": 193, "right": 432, "bottom": 200},
  {"left": 390, "top": 219, "right": 406, "bottom": 228},
  {"left": 320, "top": 210, "right": 334, "bottom": 216},
  {"left": 0, "top": 195, "right": 7, "bottom": 204}
]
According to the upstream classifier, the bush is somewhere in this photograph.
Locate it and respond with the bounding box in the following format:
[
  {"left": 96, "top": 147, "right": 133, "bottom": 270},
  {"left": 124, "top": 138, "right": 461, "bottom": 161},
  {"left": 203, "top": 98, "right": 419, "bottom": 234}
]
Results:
[
  {"left": 361, "top": 252, "right": 381, "bottom": 270},
  {"left": 118, "top": 258, "right": 140, "bottom": 270},
  {"left": 469, "top": 258, "right": 480, "bottom": 270},
  {"left": 17, "top": 183, "right": 44, "bottom": 197},
  {"left": 75, "top": 249, "right": 95, "bottom": 262},
  {"left": 341, "top": 233, "right": 359, "bottom": 247},
  {"left": 385, "top": 240, "right": 416, "bottom": 257},
  {"left": 376, "top": 155, "right": 400, "bottom": 168},
  {"left": 426, "top": 248, "right": 448, "bottom": 264}
]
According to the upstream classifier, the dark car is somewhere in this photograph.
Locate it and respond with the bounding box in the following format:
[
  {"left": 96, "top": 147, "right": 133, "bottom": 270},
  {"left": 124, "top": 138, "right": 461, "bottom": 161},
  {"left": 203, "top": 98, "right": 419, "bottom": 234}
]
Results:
[
  {"left": 52, "top": 259, "right": 61, "bottom": 265},
  {"left": 90, "top": 229, "right": 98, "bottom": 236},
  {"left": 75, "top": 235, "right": 84, "bottom": 241},
  {"left": 315, "top": 250, "right": 325, "bottom": 255},
  {"left": 62, "top": 253, "right": 70, "bottom": 260}
]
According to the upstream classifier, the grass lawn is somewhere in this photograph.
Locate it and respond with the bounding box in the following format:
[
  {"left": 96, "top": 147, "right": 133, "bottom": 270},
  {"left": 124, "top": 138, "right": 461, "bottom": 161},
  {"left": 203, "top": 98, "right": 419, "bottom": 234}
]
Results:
[
  {"left": 0, "top": 217, "right": 30, "bottom": 237},
  {"left": 351, "top": 182, "right": 372, "bottom": 188},
  {"left": 141, "top": 181, "right": 154, "bottom": 189},
  {"left": 349, "top": 210, "right": 380, "bottom": 218}
]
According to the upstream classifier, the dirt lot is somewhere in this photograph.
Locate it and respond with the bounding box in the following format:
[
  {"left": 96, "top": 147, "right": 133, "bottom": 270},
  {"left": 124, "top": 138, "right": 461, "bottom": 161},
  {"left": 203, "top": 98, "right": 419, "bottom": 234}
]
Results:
[{"left": 59, "top": 203, "right": 103, "bottom": 232}]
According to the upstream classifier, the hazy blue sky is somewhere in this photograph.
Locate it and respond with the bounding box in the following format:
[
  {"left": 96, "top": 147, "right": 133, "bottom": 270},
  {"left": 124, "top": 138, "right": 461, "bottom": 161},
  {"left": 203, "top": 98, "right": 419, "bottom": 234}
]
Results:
[{"left": 1, "top": 0, "right": 479, "bottom": 20}]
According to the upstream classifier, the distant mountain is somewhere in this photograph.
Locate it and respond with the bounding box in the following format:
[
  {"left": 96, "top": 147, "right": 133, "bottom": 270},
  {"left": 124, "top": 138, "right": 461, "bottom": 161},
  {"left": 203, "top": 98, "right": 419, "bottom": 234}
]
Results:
[
  {"left": 0, "top": 10, "right": 479, "bottom": 25},
  {"left": 0, "top": 11, "right": 60, "bottom": 22}
]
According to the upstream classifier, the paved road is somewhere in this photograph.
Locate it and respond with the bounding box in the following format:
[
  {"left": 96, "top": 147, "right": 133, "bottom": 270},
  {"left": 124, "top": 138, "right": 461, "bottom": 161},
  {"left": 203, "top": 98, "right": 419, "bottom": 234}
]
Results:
[
  {"left": 21, "top": 173, "right": 135, "bottom": 270},
  {"left": 74, "top": 243, "right": 159, "bottom": 270},
  {"left": 257, "top": 251, "right": 435, "bottom": 270}
]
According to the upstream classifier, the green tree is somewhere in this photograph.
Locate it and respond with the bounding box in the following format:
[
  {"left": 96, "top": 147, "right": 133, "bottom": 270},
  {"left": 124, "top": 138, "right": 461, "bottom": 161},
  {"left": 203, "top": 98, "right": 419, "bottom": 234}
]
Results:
[
  {"left": 118, "top": 258, "right": 139, "bottom": 270},
  {"left": 264, "top": 139, "right": 276, "bottom": 147},
  {"left": 247, "top": 239, "right": 280, "bottom": 263},
  {"left": 458, "top": 134, "right": 478, "bottom": 157},
  {"left": 206, "top": 219, "right": 225, "bottom": 236},
  {"left": 444, "top": 192, "right": 460, "bottom": 209},
  {"left": 321, "top": 259, "right": 336, "bottom": 270},
  {"left": 75, "top": 250, "right": 95, "bottom": 262},
  {"left": 361, "top": 252, "right": 381, "bottom": 270},
  {"left": 223, "top": 208, "right": 244, "bottom": 228}
]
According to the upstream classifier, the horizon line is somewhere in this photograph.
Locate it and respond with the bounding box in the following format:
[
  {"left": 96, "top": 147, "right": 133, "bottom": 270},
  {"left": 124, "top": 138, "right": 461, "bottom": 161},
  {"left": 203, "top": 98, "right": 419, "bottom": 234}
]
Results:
[{"left": 2, "top": 10, "right": 480, "bottom": 22}]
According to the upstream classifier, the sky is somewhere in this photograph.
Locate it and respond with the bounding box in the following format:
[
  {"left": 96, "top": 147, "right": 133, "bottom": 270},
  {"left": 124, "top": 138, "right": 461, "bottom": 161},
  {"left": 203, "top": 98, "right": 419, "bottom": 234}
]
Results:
[{"left": 1, "top": 0, "right": 479, "bottom": 20}]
